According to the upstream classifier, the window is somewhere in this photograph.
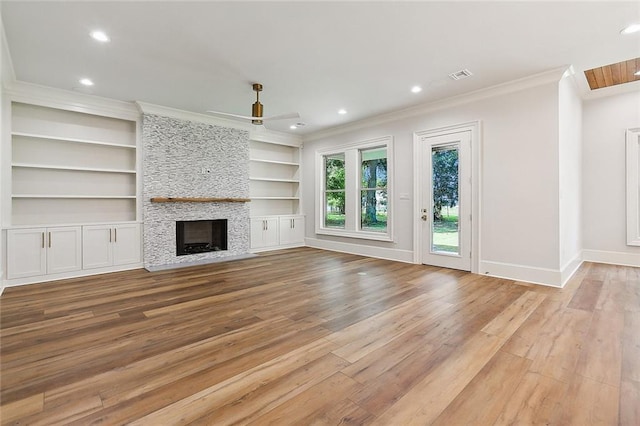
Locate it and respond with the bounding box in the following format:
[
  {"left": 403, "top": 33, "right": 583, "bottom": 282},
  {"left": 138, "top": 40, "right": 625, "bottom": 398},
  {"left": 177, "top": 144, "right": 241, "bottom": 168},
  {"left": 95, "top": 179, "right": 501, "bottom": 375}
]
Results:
[
  {"left": 316, "top": 136, "right": 392, "bottom": 241},
  {"left": 324, "top": 153, "right": 346, "bottom": 229}
]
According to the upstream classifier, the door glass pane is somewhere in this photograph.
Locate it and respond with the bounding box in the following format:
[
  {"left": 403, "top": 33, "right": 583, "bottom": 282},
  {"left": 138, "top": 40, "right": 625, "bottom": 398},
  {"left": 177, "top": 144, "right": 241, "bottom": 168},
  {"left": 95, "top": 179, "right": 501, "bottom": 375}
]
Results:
[
  {"left": 360, "top": 147, "right": 387, "bottom": 232},
  {"left": 432, "top": 145, "right": 459, "bottom": 254},
  {"left": 324, "top": 153, "right": 345, "bottom": 228}
]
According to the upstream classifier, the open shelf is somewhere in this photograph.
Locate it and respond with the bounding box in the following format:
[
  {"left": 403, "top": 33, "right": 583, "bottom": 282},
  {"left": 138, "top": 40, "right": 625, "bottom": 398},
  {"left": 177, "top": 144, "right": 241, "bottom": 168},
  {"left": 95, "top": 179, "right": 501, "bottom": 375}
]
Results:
[
  {"left": 249, "top": 177, "right": 299, "bottom": 183},
  {"left": 249, "top": 158, "right": 299, "bottom": 166},
  {"left": 12, "top": 162, "right": 136, "bottom": 174},
  {"left": 12, "top": 195, "right": 137, "bottom": 199},
  {"left": 11, "top": 131, "right": 136, "bottom": 149}
]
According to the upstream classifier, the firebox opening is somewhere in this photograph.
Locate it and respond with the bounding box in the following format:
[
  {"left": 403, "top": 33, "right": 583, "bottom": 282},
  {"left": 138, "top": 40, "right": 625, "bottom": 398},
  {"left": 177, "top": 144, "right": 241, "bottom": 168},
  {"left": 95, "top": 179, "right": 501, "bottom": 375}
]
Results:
[{"left": 176, "top": 219, "right": 228, "bottom": 256}]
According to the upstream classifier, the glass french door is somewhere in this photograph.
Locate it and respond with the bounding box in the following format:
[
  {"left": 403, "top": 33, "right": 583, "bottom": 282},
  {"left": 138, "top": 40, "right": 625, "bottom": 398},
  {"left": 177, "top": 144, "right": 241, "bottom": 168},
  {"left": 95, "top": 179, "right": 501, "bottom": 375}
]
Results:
[{"left": 421, "top": 131, "right": 471, "bottom": 271}]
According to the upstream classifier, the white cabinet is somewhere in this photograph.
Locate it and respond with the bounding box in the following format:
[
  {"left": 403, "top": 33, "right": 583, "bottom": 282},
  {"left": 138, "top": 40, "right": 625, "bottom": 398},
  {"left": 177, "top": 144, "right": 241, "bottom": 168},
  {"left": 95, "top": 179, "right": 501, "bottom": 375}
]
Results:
[
  {"left": 250, "top": 215, "right": 305, "bottom": 251},
  {"left": 83, "top": 223, "right": 141, "bottom": 269},
  {"left": 250, "top": 217, "right": 279, "bottom": 249},
  {"left": 279, "top": 215, "right": 305, "bottom": 246},
  {"left": 7, "top": 226, "right": 82, "bottom": 279}
]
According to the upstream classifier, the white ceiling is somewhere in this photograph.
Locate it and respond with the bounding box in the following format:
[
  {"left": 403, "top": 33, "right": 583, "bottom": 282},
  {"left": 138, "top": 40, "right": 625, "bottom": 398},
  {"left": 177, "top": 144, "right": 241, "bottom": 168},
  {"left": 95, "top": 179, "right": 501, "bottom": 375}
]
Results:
[{"left": 1, "top": 1, "right": 639, "bottom": 135}]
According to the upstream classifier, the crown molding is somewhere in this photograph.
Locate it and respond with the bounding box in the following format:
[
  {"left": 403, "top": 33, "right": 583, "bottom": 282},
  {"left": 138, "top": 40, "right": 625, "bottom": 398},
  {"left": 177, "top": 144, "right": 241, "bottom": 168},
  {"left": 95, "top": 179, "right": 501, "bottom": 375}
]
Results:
[
  {"left": 4, "top": 80, "right": 139, "bottom": 120},
  {"left": 136, "top": 101, "right": 253, "bottom": 131},
  {"left": 137, "top": 101, "right": 302, "bottom": 145},
  {"left": 304, "top": 66, "right": 568, "bottom": 142}
]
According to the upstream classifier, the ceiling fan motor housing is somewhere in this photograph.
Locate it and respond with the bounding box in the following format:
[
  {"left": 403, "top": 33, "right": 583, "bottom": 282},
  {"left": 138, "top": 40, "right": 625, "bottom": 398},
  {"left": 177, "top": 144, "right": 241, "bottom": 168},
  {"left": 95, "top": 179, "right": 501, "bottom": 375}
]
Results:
[{"left": 252, "top": 83, "right": 264, "bottom": 124}]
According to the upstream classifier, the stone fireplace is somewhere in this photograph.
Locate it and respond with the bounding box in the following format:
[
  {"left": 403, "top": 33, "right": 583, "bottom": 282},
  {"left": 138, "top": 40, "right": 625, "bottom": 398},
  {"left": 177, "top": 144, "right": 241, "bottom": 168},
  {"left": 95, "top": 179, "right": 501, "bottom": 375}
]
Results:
[{"left": 142, "top": 114, "right": 251, "bottom": 270}]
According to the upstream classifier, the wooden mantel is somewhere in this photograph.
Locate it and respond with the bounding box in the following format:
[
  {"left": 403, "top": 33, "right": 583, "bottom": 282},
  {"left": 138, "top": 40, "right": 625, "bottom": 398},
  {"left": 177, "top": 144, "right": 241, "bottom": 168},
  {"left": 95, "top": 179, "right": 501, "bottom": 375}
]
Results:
[{"left": 150, "top": 197, "right": 251, "bottom": 203}]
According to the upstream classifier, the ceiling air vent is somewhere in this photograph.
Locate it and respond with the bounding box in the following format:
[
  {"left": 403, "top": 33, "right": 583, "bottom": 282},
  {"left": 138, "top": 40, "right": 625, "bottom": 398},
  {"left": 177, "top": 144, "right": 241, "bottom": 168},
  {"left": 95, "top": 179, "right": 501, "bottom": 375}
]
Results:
[{"left": 449, "top": 69, "right": 473, "bottom": 80}]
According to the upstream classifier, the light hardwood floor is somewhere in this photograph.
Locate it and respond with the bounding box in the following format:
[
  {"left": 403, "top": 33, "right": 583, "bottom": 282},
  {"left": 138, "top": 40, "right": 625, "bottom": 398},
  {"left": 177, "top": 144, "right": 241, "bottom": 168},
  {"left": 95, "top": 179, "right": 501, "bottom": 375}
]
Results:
[{"left": 1, "top": 247, "right": 638, "bottom": 425}]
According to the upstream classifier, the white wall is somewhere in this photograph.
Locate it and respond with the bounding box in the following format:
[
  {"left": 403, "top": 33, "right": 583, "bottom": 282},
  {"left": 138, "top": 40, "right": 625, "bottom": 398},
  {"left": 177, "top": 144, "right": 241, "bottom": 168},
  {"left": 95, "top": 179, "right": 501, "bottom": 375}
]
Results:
[
  {"left": 303, "top": 79, "right": 563, "bottom": 283},
  {"left": 583, "top": 90, "right": 640, "bottom": 266},
  {"left": 558, "top": 74, "right": 583, "bottom": 278}
]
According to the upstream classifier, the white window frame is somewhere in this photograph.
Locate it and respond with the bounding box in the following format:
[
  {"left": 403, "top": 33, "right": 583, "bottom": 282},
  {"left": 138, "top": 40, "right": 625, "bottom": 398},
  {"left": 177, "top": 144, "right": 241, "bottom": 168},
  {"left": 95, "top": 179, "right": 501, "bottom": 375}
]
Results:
[
  {"left": 627, "top": 128, "right": 640, "bottom": 246},
  {"left": 315, "top": 136, "right": 393, "bottom": 242}
]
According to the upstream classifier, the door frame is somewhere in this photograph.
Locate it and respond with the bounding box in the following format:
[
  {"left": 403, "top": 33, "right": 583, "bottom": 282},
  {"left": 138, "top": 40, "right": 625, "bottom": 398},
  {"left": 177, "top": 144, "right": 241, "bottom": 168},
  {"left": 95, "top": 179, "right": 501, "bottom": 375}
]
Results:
[{"left": 413, "top": 121, "right": 481, "bottom": 273}]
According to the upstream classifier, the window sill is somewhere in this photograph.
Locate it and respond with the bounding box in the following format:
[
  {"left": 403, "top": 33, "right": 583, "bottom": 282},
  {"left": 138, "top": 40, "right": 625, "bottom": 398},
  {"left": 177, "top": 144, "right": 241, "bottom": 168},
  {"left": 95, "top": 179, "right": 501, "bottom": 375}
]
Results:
[{"left": 316, "top": 228, "right": 393, "bottom": 242}]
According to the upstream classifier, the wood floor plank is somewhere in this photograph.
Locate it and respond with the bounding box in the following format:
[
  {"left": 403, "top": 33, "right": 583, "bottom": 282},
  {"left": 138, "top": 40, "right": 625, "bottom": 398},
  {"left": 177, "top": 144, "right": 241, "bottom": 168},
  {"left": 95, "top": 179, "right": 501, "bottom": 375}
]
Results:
[
  {"left": 555, "top": 375, "right": 619, "bottom": 425},
  {"left": 494, "top": 372, "right": 568, "bottom": 425},
  {"left": 244, "top": 372, "right": 362, "bottom": 426},
  {"left": 575, "top": 309, "right": 624, "bottom": 386},
  {"left": 567, "top": 278, "right": 604, "bottom": 311},
  {"left": 431, "top": 350, "right": 531, "bottom": 425},
  {"left": 371, "top": 331, "right": 504, "bottom": 425},
  {"left": 481, "top": 290, "right": 546, "bottom": 339},
  {"left": 1, "top": 249, "right": 637, "bottom": 425},
  {"left": 620, "top": 379, "right": 640, "bottom": 425},
  {"left": 527, "top": 307, "right": 593, "bottom": 383}
]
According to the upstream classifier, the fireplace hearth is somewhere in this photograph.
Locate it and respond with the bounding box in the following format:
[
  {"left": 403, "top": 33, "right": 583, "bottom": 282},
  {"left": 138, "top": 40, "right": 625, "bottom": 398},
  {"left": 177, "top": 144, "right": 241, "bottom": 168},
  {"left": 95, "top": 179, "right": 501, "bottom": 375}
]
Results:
[{"left": 176, "top": 219, "right": 228, "bottom": 256}]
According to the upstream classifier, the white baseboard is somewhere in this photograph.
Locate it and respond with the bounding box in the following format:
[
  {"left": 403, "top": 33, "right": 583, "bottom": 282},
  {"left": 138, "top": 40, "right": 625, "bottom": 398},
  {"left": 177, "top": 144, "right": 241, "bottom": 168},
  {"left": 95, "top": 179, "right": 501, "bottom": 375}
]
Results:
[
  {"left": 560, "top": 253, "right": 584, "bottom": 287},
  {"left": 2, "top": 263, "right": 144, "bottom": 289},
  {"left": 582, "top": 249, "right": 640, "bottom": 267},
  {"left": 479, "top": 260, "right": 565, "bottom": 288},
  {"left": 305, "top": 237, "right": 414, "bottom": 263}
]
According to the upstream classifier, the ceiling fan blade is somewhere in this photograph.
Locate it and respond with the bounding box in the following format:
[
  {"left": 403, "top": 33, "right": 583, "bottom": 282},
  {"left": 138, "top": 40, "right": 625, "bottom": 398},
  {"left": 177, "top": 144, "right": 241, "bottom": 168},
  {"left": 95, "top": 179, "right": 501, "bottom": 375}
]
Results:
[
  {"left": 207, "top": 110, "right": 300, "bottom": 123},
  {"left": 262, "top": 112, "right": 300, "bottom": 121},
  {"left": 205, "top": 111, "right": 255, "bottom": 121}
]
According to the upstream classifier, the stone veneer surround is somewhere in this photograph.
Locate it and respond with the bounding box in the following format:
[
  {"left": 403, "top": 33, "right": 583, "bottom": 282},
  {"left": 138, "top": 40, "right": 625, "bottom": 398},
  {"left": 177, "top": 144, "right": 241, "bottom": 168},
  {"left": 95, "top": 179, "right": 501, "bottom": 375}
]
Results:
[{"left": 142, "top": 114, "right": 250, "bottom": 269}]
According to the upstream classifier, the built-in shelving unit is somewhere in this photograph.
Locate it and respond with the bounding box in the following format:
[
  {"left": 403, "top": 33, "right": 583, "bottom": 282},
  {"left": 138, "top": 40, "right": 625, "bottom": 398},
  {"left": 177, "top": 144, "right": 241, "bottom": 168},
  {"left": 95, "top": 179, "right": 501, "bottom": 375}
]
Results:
[
  {"left": 10, "top": 102, "right": 138, "bottom": 225},
  {"left": 249, "top": 139, "right": 301, "bottom": 217},
  {"left": 248, "top": 136, "right": 305, "bottom": 251}
]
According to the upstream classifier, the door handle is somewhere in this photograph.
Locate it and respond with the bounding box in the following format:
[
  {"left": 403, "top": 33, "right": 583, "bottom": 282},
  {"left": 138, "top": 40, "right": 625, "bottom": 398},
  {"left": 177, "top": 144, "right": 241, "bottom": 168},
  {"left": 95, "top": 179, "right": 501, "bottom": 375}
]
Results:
[
  {"left": 421, "top": 215, "right": 428, "bottom": 221},
  {"left": 48, "top": 232, "right": 52, "bottom": 248},
  {"left": 109, "top": 228, "right": 112, "bottom": 243},
  {"left": 42, "top": 232, "right": 45, "bottom": 248},
  {"left": 114, "top": 228, "right": 117, "bottom": 243}
]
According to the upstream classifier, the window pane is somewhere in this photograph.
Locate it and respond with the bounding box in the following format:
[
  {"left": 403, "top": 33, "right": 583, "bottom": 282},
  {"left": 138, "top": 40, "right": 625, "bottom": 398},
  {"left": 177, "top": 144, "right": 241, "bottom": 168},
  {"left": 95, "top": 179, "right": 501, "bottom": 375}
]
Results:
[
  {"left": 325, "top": 154, "right": 345, "bottom": 190},
  {"left": 431, "top": 145, "right": 459, "bottom": 254},
  {"left": 360, "top": 148, "right": 387, "bottom": 189},
  {"left": 361, "top": 189, "right": 387, "bottom": 232},
  {"left": 325, "top": 192, "right": 345, "bottom": 228}
]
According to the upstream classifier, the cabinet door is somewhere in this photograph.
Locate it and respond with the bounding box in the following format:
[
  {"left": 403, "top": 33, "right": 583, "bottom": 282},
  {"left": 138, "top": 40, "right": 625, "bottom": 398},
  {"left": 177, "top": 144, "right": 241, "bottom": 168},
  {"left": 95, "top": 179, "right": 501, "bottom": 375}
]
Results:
[
  {"left": 83, "top": 225, "right": 113, "bottom": 269},
  {"left": 250, "top": 218, "right": 266, "bottom": 249},
  {"left": 112, "top": 224, "right": 141, "bottom": 266},
  {"left": 251, "top": 217, "right": 279, "bottom": 249},
  {"left": 279, "top": 216, "right": 305, "bottom": 245},
  {"left": 7, "top": 228, "right": 47, "bottom": 279},
  {"left": 263, "top": 218, "right": 279, "bottom": 247},
  {"left": 47, "top": 227, "right": 82, "bottom": 274}
]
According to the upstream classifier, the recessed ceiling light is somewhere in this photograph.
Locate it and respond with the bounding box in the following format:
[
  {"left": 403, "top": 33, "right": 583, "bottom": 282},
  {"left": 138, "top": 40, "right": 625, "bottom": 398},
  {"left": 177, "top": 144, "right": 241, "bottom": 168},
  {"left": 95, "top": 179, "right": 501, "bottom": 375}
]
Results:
[
  {"left": 338, "top": 109, "right": 347, "bottom": 115},
  {"left": 289, "top": 125, "right": 297, "bottom": 129},
  {"left": 621, "top": 23, "right": 640, "bottom": 35},
  {"left": 79, "top": 78, "right": 94, "bottom": 86},
  {"left": 411, "top": 86, "right": 422, "bottom": 93},
  {"left": 90, "top": 30, "right": 110, "bottom": 42}
]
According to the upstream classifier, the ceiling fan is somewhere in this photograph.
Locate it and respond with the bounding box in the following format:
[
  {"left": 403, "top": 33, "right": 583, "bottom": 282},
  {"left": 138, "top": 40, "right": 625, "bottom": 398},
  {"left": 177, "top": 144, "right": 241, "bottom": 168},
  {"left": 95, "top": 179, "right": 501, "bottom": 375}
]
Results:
[{"left": 207, "top": 83, "right": 299, "bottom": 125}]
